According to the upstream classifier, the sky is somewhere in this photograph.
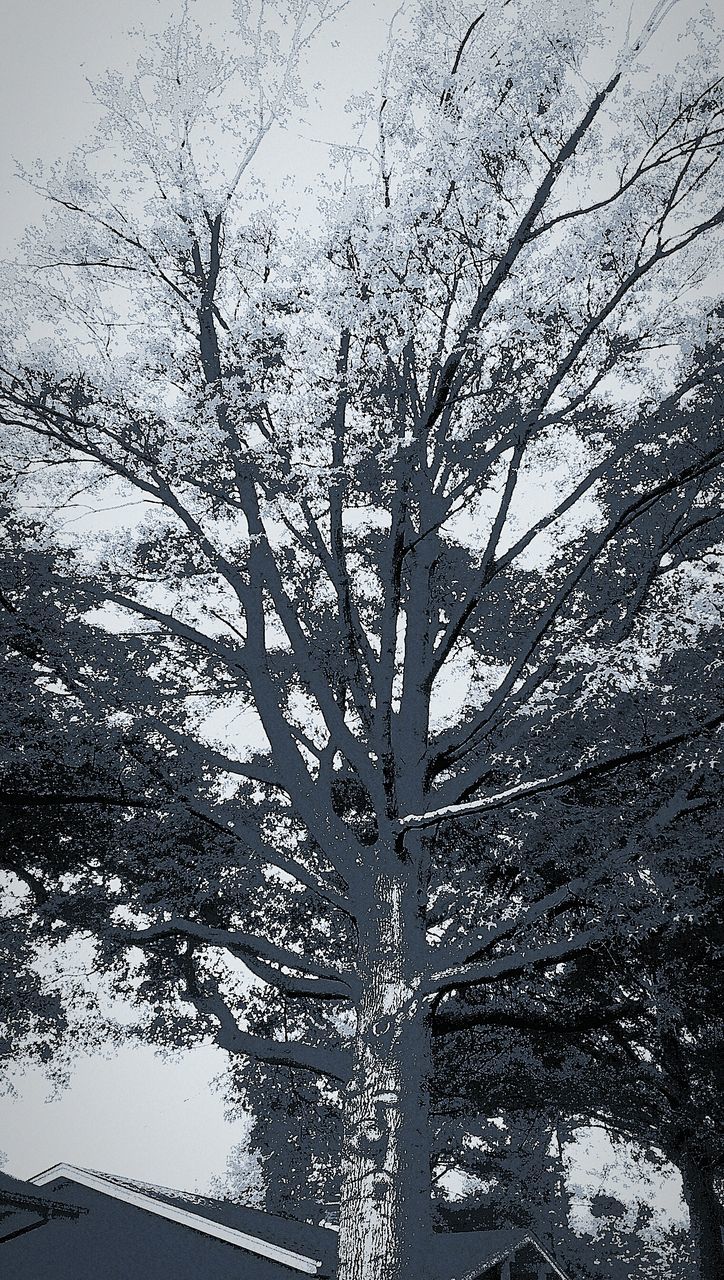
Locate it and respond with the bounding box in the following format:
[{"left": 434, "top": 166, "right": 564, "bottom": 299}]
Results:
[
  {"left": 0, "top": 1042, "right": 250, "bottom": 1188},
  {"left": 0, "top": 0, "right": 399, "bottom": 257},
  {"left": 0, "top": 0, "right": 710, "bottom": 1220}
]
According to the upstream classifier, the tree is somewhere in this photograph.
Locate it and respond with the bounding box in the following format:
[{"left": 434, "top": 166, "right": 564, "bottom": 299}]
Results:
[
  {"left": 0, "top": 497, "right": 247, "bottom": 1069},
  {"left": 428, "top": 724, "right": 723, "bottom": 1276},
  {"left": 220, "top": 733, "right": 721, "bottom": 1273},
  {"left": 575, "top": 919, "right": 724, "bottom": 1278},
  {"left": 1, "top": 2, "right": 723, "bottom": 1277},
  {"left": 0, "top": 508, "right": 100, "bottom": 1068},
  {"left": 431, "top": 731, "right": 723, "bottom": 1277}
]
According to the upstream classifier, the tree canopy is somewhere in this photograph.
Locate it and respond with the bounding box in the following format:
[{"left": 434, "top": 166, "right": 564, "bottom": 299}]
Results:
[{"left": 0, "top": 2, "right": 722, "bottom": 1278}]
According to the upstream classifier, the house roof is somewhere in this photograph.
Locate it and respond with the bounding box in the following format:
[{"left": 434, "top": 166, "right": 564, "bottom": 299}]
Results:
[
  {"left": 430, "top": 1228, "right": 571, "bottom": 1280},
  {"left": 0, "top": 1169, "right": 85, "bottom": 1243},
  {"left": 0, "top": 1169, "right": 82, "bottom": 1215},
  {"left": 21, "top": 1164, "right": 572, "bottom": 1280},
  {"left": 30, "top": 1164, "right": 328, "bottom": 1274}
]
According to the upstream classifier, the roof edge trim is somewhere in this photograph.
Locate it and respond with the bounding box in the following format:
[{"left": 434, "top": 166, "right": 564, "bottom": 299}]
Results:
[
  {"left": 524, "top": 1235, "right": 571, "bottom": 1280},
  {"left": 456, "top": 1232, "right": 571, "bottom": 1280},
  {"left": 28, "top": 1164, "right": 322, "bottom": 1275}
]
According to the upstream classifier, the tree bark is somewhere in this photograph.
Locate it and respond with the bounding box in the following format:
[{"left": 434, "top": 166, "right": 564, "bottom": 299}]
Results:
[
  {"left": 677, "top": 1144, "right": 724, "bottom": 1280},
  {"left": 337, "top": 866, "right": 433, "bottom": 1280}
]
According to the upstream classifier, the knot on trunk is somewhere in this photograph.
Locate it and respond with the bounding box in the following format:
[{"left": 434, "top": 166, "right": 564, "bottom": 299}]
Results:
[
  {"left": 354, "top": 1121, "right": 386, "bottom": 1158},
  {"left": 370, "top": 983, "right": 422, "bottom": 1047},
  {"left": 351, "top": 1088, "right": 400, "bottom": 1159},
  {"left": 371, "top": 1173, "right": 392, "bottom": 1202}
]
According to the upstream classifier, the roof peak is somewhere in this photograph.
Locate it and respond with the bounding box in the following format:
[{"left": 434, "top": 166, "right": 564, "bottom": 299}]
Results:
[{"left": 27, "top": 1164, "right": 325, "bottom": 1276}]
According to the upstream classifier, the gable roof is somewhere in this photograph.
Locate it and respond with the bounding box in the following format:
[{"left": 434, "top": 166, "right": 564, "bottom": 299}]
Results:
[
  {"left": 431, "top": 1228, "right": 571, "bottom": 1280},
  {"left": 29, "top": 1164, "right": 327, "bottom": 1274},
  {"left": 0, "top": 1170, "right": 83, "bottom": 1216}
]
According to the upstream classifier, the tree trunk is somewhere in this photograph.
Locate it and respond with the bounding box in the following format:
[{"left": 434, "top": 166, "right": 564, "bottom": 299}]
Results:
[
  {"left": 337, "top": 866, "right": 433, "bottom": 1280},
  {"left": 677, "top": 1144, "right": 724, "bottom": 1280}
]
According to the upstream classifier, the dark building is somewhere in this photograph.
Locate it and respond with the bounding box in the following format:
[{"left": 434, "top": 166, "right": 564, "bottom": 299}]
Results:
[{"left": 0, "top": 1163, "right": 572, "bottom": 1279}]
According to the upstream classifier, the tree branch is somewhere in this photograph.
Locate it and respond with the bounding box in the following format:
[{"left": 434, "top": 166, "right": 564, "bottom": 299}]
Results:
[
  {"left": 424, "top": 928, "right": 604, "bottom": 995},
  {"left": 432, "top": 995, "right": 642, "bottom": 1036},
  {"left": 118, "top": 915, "right": 354, "bottom": 988},
  {"left": 431, "top": 775, "right": 705, "bottom": 972},
  {"left": 183, "top": 971, "right": 352, "bottom": 1083},
  {"left": 431, "top": 442, "right": 724, "bottom": 777},
  {"left": 421, "top": 66, "right": 626, "bottom": 432},
  {"left": 403, "top": 709, "right": 723, "bottom": 832},
  {"left": 240, "top": 950, "right": 354, "bottom": 1001}
]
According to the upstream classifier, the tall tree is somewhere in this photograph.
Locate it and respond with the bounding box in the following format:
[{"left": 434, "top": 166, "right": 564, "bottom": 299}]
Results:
[
  {"left": 219, "top": 719, "right": 721, "bottom": 1272},
  {"left": 1, "top": 3, "right": 723, "bottom": 1278}
]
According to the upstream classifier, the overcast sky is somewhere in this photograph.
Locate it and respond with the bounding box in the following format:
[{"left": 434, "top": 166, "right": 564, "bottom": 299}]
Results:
[
  {"left": 0, "top": 0, "right": 400, "bottom": 256},
  {"left": 0, "top": 0, "right": 711, "bottom": 1216}
]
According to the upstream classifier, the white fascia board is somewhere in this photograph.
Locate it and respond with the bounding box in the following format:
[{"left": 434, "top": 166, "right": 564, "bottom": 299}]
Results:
[
  {"left": 523, "top": 1235, "right": 571, "bottom": 1280},
  {"left": 457, "top": 1234, "right": 570, "bottom": 1280},
  {"left": 29, "top": 1164, "right": 323, "bottom": 1275}
]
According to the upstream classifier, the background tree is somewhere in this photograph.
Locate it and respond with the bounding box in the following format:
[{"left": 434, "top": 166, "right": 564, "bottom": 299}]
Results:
[
  {"left": 430, "top": 729, "right": 722, "bottom": 1277},
  {"left": 0, "top": 508, "right": 102, "bottom": 1068},
  {"left": 0, "top": 3, "right": 723, "bottom": 1279}
]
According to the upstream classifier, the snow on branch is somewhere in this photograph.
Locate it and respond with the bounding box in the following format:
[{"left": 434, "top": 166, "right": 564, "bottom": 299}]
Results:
[
  {"left": 431, "top": 776, "right": 708, "bottom": 976},
  {"left": 424, "top": 928, "right": 605, "bottom": 996}
]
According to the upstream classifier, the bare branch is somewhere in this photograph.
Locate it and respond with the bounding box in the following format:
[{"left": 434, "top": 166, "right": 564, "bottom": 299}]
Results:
[
  {"left": 428, "top": 436, "right": 526, "bottom": 683},
  {"left": 432, "top": 441, "right": 724, "bottom": 776},
  {"left": 421, "top": 65, "right": 627, "bottom": 431}
]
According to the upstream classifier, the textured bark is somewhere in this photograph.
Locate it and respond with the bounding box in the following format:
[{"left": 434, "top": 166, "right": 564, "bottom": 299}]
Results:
[
  {"left": 677, "top": 1145, "right": 724, "bottom": 1280},
  {"left": 337, "top": 867, "right": 432, "bottom": 1280}
]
